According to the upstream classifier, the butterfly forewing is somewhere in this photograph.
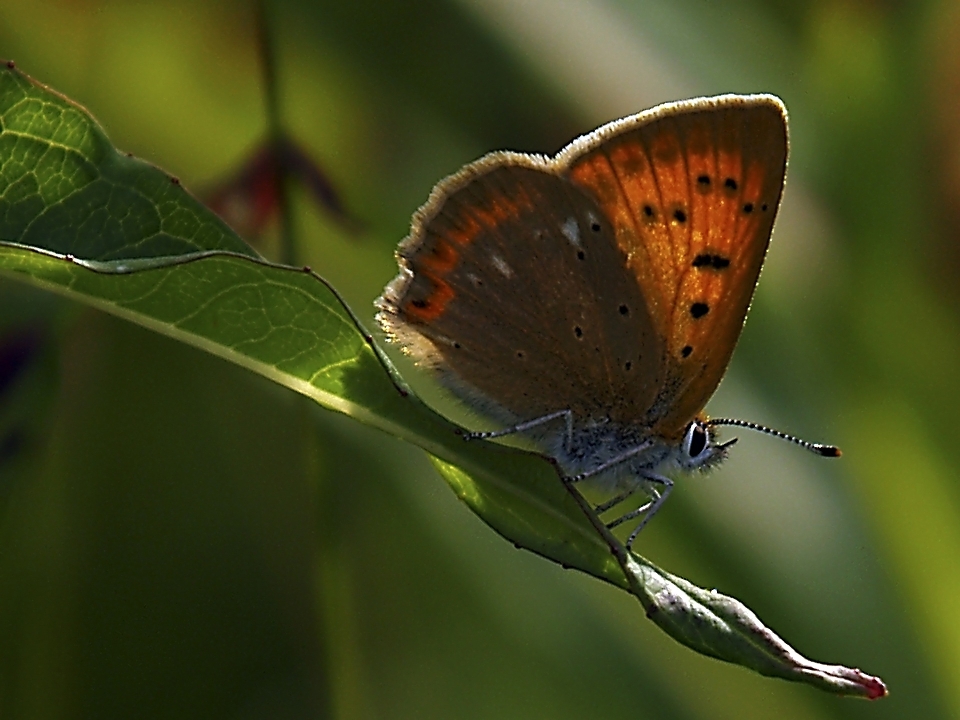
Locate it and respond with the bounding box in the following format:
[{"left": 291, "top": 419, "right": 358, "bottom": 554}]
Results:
[{"left": 563, "top": 95, "right": 788, "bottom": 439}]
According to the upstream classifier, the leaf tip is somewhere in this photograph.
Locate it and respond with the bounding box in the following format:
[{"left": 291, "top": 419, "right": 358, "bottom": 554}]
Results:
[
  {"left": 861, "top": 672, "right": 888, "bottom": 700},
  {"left": 818, "top": 663, "right": 887, "bottom": 699}
]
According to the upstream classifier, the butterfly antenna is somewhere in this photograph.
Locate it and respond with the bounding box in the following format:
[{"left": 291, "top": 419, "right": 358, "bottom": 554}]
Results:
[{"left": 706, "top": 418, "right": 841, "bottom": 457}]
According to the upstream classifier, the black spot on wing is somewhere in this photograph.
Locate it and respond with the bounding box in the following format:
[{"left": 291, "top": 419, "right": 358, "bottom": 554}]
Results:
[{"left": 692, "top": 253, "right": 730, "bottom": 270}]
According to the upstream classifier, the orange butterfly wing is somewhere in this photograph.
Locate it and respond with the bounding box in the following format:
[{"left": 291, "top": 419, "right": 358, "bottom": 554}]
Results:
[{"left": 563, "top": 95, "right": 788, "bottom": 441}]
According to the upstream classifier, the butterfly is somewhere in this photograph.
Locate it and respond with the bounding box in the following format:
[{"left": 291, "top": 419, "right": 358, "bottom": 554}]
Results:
[{"left": 376, "top": 94, "right": 838, "bottom": 549}]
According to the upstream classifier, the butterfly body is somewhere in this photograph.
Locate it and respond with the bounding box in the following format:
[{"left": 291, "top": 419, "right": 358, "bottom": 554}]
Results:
[{"left": 377, "top": 94, "right": 789, "bottom": 541}]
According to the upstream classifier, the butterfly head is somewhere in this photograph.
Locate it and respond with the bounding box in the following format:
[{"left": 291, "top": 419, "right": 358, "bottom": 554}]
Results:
[{"left": 675, "top": 417, "right": 738, "bottom": 472}]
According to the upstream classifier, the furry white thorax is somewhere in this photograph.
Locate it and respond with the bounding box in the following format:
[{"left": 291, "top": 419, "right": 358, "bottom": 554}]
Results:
[{"left": 527, "top": 416, "right": 729, "bottom": 491}]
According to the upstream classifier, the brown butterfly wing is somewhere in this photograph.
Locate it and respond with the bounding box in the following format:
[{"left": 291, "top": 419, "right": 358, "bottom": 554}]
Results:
[
  {"left": 562, "top": 95, "right": 788, "bottom": 440},
  {"left": 378, "top": 156, "right": 666, "bottom": 426}
]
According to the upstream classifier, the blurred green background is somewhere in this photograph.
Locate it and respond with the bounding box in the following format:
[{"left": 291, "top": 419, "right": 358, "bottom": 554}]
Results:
[{"left": 1, "top": 0, "right": 958, "bottom": 717}]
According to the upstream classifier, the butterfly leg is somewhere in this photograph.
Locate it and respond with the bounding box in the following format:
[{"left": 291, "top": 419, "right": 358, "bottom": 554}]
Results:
[
  {"left": 464, "top": 409, "right": 573, "bottom": 451},
  {"left": 614, "top": 473, "right": 673, "bottom": 550},
  {"left": 565, "top": 440, "right": 655, "bottom": 484},
  {"left": 605, "top": 494, "right": 657, "bottom": 530},
  {"left": 593, "top": 486, "right": 641, "bottom": 514}
]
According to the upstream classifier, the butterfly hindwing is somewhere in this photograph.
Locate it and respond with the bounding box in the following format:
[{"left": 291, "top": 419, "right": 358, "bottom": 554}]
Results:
[{"left": 379, "top": 157, "right": 666, "bottom": 426}]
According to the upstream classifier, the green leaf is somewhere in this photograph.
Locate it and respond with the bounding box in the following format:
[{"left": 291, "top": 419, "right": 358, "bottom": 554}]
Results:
[
  {"left": 0, "top": 60, "right": 886, "bottom": 699},
  {"left": 619, "top": 548, "right": 887, "bottom": 698}
]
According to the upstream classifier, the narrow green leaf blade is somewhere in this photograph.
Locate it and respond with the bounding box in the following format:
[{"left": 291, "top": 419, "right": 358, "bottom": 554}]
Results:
[
  {"left": 624, "top": 555, "right": 888, "bottom": 698},
  {"left": 0, "top": 62, "right": 253, "bottom": 259}
]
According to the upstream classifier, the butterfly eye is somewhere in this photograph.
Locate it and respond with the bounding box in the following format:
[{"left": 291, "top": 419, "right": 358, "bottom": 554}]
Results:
[{"left": 683, "top": 422, "right": 709, "bottom": 460}]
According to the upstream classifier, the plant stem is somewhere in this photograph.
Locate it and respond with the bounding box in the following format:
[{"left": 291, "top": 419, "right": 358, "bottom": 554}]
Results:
[{"left": 256, "top": 0, "right": 297, "bottom": 267}]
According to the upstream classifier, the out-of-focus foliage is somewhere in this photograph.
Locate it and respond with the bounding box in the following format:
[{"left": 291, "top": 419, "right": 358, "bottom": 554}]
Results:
[{"left": 0, "top": 0, "right": 957, "bottom": 718}]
